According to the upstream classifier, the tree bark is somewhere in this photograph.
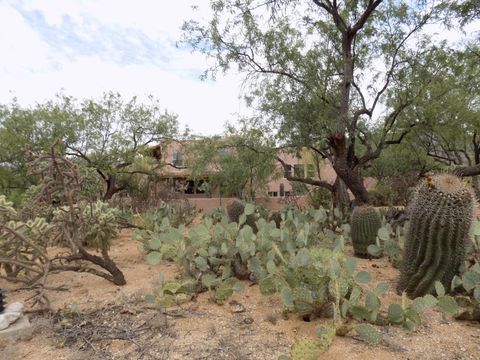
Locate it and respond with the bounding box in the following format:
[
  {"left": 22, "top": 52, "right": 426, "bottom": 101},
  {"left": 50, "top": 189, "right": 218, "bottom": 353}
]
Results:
[
  {"left": 332, "top": 177, "right": 351, "bottom": 210},
  {"left": 454, "top": 163, "right": 480, "bottom": 177},
  {"left": 78, "top": 247, "right": 126, "bottom": 285},
  {"left": 103, "top": 175, "right": 126, "bottom": 200}
]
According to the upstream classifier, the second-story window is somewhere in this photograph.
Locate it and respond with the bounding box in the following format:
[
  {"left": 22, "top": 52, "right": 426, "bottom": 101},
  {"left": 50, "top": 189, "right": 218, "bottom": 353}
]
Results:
[{"left": 172, "top": 152, "right": 183, "bottom": 167}]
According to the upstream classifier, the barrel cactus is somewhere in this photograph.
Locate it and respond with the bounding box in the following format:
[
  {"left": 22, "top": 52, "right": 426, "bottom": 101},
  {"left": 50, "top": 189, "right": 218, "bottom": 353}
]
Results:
[
  {"left": 227, "top": 200, "right": 244, "bottom": 223},
  {"left": 350, "top": 205, "right": 382, "bottom": 258},
  {"left": 397, "top": 174, "right": 476, "bottom": 298},
  {"left": 268, "top": 211, "right": 282, "bottom": 228},
  {"left": 226, "top": 200, "right": 258, "bottom": 233}
]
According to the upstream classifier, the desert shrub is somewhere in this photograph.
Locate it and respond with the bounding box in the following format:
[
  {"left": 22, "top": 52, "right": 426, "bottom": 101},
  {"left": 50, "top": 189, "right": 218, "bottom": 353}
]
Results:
[
  {"left": 368, "top": 181, "right": 397, "bottom": 206},
  {"left": 306, "top": 187, "right": 333, "bottom": 209}
]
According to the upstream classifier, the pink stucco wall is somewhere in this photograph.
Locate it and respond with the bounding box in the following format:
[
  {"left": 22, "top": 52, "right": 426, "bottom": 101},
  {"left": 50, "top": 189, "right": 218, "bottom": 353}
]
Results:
[
  {"left": 154, "top": 141, "right": 378, "bottom": 202},
  {"left": 185, "top": 196, "right": 307, "bottom": 213}
]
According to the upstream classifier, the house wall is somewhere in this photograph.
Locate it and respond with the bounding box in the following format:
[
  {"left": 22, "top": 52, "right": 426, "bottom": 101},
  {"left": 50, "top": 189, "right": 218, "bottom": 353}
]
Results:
[
  {"left": 185, "top": 196, "right": 308, "bottom": 213},
  {"left": 153, "top": 140, "right": 378, "bottom": 205}
]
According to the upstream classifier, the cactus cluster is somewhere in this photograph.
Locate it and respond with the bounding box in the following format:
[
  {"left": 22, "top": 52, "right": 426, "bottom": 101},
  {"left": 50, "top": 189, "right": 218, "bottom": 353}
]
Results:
[
  {"left": 52, "top": 200, "right": 120, "bottom": 250},
  {"left": 280, "top": 247, "right": 355, "bottom": 317},
  {"left": 397, "top": 174, "right": 476, "bottom": 298},
  {"left": 350, "top": 205, "right": 382, "bottom": 257},
  {"left": 82, "top": 201, "right": 121, "bottom": 251}
]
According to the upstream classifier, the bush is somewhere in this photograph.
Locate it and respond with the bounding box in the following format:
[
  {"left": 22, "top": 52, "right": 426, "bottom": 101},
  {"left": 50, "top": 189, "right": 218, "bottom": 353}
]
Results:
[{"left": 368, "top": 181, "right": 397, "bottom": 206}]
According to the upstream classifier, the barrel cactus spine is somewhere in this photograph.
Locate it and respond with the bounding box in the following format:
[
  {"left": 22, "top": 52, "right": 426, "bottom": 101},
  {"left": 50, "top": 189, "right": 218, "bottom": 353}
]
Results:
[
  {"left": 350, "top": 205, "right": 382, "bottom": 258},
  {"left": 397, "top": 174, "right": 476, "bottom": 298}
]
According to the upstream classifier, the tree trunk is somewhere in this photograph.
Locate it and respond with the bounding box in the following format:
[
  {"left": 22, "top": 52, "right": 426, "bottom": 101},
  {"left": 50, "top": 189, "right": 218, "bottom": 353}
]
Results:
[
  {"left": 79, "top": 247, "right": 126, "bottom": 285},
  {"left": 103, "top": 175, "right": 123, "bottom": 200},
  {"left": 328, "top": 32, "right": 370, "bottom": 205},
  {"left": 332, "top": 177, "right": 351, "bottom": 211}
]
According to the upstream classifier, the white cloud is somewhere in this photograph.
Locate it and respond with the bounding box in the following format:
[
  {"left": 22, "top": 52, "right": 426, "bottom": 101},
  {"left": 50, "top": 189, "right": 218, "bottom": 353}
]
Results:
[
  {"left": 0, "top": 4, "right": 51, "bottom": 72},
  {"left": 0, "top": 1, "right": 247, "bottom": 135}
]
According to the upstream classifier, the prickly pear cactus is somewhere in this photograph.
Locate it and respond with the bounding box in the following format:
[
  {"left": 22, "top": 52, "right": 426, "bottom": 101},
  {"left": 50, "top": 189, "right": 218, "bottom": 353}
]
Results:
[
  {"left": 226, "top": 200, "right": 258, "bottom": 233},
  {"left": 397, "top": 174, "right": 476, "bottom": 298},
  {"left": 350, "top": 206, "right": 381, "bottom": 258},
  {"left": 291, "top": 330, "right": 334, "bottom": 360}
]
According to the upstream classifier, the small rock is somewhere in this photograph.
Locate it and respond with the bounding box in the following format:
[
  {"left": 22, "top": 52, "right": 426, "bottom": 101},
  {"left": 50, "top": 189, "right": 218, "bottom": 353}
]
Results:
[
  {"left": 243, "top": 317, "right": 254, "bottom": 324},
  {"left": 0, "top": 302, "right": 24, "bottom": 330},
  {"left": 229, "top": 300, "right": 246, "bottom": 313}
]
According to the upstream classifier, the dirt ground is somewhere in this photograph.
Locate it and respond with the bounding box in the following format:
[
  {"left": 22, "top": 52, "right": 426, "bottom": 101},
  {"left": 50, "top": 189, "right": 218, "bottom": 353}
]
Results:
[{"left": 1, "top": 230, "right": 479, "bottom": 360}]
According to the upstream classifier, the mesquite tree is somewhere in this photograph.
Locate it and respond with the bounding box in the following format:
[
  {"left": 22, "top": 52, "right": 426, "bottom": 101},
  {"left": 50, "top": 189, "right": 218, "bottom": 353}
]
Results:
[
  {"left": 182, "top": 0, "right": 468, "bottom": 205},
  {"left": 0, "top": 92, "right": 179, "bottom": 201}
]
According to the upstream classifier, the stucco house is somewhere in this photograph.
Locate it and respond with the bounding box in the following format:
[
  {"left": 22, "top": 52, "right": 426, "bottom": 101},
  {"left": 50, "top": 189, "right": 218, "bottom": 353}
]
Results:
[{"left": 149, "top": 139, "right": 375, "bottom": 211}]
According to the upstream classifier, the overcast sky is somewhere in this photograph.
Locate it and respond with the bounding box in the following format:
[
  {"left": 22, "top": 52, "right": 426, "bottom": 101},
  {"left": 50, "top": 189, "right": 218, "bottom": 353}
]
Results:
[
  {"left": 0, "top": 0, "right": 249, "bottom": 135},
  {"left": 0, "top": 1, "right": 477, "bottom": 136}
]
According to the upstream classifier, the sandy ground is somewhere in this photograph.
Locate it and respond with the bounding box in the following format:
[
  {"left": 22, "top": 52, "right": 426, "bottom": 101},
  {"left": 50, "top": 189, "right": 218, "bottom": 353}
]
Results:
[{"left": 1, "top": 230, "right": 479, "bottom": 360}]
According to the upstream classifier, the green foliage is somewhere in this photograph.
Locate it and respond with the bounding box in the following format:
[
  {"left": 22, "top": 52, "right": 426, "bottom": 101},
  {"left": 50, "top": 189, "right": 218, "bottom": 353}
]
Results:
[
  {"left": 141, "top": 201, "right": 445, "bottom": 351},
  {"left": 185, "top": 129, "right": 278, "bottom": 200},
  {"left": 279, "top": 247, "right": 356, "bottom": 317},
  {"left": 0, "top": 92, "right": 179, "bottom": 202},
  {"left": 368, "top": 181, "right": 397, "bottom": 207},
  {"left": 350, "top": 206, "right": 382, "bottom": 258},
  {"left": 398, "top": 174, "right": 475, "bottom": 298}
]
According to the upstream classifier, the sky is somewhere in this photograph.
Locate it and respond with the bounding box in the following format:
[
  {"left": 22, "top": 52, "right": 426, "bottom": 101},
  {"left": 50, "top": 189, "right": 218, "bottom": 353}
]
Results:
[
  {"left": 0, "top": 0, "right": 248, "bottom": 135},
  {"left": 0, "top": 1, "right": 477, "bottom": 137}
]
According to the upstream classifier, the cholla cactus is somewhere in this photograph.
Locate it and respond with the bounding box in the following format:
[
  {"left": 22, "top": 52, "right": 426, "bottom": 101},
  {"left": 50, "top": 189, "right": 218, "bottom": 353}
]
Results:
[
  {"left": 0, "top": 195, "right": 17, "bottom": 218},
  {"left": 397, "top": 174, "right": 476, "bottom": 298},
  {"left": 82, "top": 201, "right": 120, "bottom": 251},
  {"left": 350, "top": 206, "right": 381, "bottom": 257},
  {"left": 52, "top": 200, "right": 120, "bottom": 251}
]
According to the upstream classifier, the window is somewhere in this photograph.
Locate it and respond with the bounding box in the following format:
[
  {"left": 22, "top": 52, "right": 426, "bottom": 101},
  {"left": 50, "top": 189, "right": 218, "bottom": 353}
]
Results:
[
  {"left": 172, "top": 152, "right": 183, "bottom": 167},
  {"left": 268, "top": 191, "right": 278, "bottom": 197},
  {"left": 279, "top": 184, "right": 285, "bottom": 197}
]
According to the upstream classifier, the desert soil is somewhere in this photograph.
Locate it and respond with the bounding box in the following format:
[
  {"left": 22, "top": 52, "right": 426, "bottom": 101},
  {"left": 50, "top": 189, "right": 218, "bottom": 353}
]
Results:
[{"left": 1, "top": 229, "right": 479, "bottom": 360}]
